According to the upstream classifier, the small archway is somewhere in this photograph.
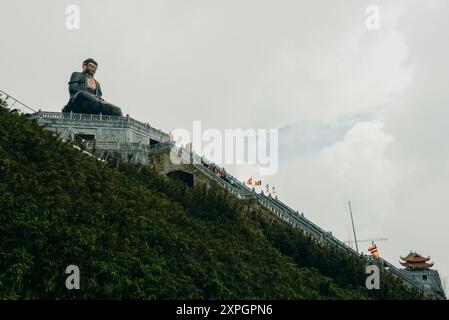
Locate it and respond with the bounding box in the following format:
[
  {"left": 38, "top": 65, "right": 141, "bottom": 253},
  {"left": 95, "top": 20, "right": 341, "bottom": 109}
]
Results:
[{"left": 167, "top": 170, "right": 194, "bottom": 187}]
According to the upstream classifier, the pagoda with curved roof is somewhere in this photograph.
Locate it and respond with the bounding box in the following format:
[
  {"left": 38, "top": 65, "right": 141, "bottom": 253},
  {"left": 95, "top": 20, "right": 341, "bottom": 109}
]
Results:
[
  {"left": 399, "top": 251, "right": 445, "bottom": 299},
  {"left": 400, "top": 252, "right": 434, "bottom": 270}
]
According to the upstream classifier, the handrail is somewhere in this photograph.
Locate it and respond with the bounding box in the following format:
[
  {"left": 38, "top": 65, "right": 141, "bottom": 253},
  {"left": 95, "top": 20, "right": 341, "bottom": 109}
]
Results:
[{"left": 0, "top": 89, "right": 38, "bottom": 113}]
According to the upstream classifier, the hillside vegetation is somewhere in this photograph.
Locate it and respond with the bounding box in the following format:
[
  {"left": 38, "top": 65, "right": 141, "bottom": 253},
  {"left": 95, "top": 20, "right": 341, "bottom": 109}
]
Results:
[{"left": 0, "top": 100, "right": 423, "bottom": 299}]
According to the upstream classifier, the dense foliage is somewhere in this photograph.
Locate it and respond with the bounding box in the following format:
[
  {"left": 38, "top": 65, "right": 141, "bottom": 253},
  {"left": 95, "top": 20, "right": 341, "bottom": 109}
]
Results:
[{"left": 0, "top": 101, "right": 424, "bottom": 299}]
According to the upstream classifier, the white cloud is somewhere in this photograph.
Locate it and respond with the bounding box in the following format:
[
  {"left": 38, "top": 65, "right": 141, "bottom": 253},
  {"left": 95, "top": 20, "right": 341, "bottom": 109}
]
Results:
[{"left": 273, "top": 120, "right": 396, "bottom": 237}]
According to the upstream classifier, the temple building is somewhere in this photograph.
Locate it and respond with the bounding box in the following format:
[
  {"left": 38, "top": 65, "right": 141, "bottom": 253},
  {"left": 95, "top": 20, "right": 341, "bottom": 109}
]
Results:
[
  {"left": 400, "top": 251, "right": 446, "bottom": 299},
  {"left": 29, "top": 110, "right": 170, "bottom": 165}
]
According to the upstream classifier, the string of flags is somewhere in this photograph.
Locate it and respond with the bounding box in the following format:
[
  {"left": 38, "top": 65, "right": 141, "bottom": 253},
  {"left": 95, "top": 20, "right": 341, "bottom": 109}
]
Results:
[
  {"left": 244, "top": 177, "right": 277, "bottom": 194},
  {"left": 164, "top": 139, "right": 278, "bottom": 196},
  {"left": 367, "top": 242, "right": 379, "bottom": 259}
]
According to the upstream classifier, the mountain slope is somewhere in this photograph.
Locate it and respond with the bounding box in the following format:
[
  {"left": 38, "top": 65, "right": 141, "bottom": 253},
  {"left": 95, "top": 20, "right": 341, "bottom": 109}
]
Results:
[{"left": 0, "top": 102, "right": 423, "bottom": 299}]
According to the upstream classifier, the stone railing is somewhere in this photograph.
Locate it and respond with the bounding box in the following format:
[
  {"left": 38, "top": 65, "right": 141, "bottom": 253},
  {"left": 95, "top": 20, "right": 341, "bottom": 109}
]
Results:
[
  {"left": 31, "top": 111, "right": 170, "bottom": 142},
  {"left": 83, "top": 141, "right": 159, "bottom": 153}
]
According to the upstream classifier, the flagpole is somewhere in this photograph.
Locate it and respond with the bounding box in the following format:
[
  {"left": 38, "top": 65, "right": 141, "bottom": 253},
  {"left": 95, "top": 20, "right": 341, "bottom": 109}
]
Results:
[{"left": 348, "top": 201, "right": 359, "bottom": 253}]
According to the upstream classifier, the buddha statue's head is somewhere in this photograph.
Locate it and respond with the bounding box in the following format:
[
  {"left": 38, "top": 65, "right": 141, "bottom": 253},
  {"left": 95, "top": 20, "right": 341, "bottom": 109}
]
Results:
[{"left": 82, "top": 58, "right": 98, "bottom": 76}]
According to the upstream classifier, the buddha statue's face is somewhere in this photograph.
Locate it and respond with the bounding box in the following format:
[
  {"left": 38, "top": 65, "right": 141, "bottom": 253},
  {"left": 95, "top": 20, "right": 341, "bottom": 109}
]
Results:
[{"left": 83, "top": 63, "right": 97, "bottom": 76}]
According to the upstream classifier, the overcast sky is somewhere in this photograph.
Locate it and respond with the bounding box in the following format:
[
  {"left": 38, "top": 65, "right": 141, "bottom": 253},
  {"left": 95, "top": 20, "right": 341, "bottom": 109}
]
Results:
[{"left": 1, "top": 0, "right": 448, "bottom": 296}]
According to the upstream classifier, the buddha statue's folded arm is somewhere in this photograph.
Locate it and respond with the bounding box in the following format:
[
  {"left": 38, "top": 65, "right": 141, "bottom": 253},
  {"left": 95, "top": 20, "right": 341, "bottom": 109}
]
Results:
[
  {"left": 97, "top": 81, "right": 103, "bottom": 98},
  {"left": 68, "top": 72, "right": 84, "bottom": 96}
]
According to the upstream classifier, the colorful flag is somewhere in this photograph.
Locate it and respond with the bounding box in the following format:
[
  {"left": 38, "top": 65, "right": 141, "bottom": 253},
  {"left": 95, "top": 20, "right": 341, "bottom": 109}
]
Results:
[
  {"left": 265, "top": 184, "right": 269, "bottom": 193},
  {"left": 255, "top": 180, "right": 262, "bottom": 186},
  {"left": 368, "top": 242, "right": 379, "bottom": 259},
  {"left": 246, "top": 177, "right": 253, "bottom": 186},
  {"left": 271, "top": 186, "right": 276, "bottom": 194}
]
